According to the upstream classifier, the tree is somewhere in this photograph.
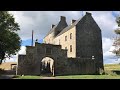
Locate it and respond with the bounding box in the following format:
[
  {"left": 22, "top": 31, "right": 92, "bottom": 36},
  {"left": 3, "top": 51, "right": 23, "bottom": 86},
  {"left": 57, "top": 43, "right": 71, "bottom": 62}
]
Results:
[
  {"left": 112, "top": 15, "right": 120, "bottom": 59},
  {"left": 0, "top": 11, "right": 21, "bottom": 64}
]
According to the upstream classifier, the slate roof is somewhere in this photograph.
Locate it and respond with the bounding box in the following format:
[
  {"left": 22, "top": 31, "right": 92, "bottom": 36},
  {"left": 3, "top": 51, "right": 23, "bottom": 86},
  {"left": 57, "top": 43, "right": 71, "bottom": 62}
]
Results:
[
  {"left": 45, "top": 24, "right": 58, "bottom": 37},
  {"left": 45, "top": 13, "right": 87, "bottom": 38},
  {"left": 56, "top": 17, "right": 83, "bottom": 37}
]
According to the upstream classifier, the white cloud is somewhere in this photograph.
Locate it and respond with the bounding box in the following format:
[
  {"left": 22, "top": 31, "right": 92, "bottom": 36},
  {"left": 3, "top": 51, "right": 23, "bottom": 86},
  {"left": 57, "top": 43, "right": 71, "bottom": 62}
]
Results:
[
  {"left": 9, "top": 11, "right": 83, "bottom": 40},
  {"left": 9, "top": 11, "right": 118, "bottom": 40},
  {"left": 102, "top": 37, "right": 114, "bottom": 53},
  {"left": 18, "top": 46, "right": 26, "bottom": 54},
  {"left": 89, "top": 11, "right": 118, "bottom": 38},
  {"left": 102, "top": 37, "right": 118, "bottom": 64},
  {"left": 5, "top": 46, "right": 26, "bottom": 62}
]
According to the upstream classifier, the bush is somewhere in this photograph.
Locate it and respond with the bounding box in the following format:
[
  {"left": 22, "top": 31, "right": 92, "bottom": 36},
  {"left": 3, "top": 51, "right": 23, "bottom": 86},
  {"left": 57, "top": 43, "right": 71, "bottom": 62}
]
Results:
[
  {"left": 0, "top": 68, "right": 6, "bottom": 74},
  {"left": 99, "top": 68, "right": 105, "bottom": 75},
  {"left": 104, "top": 70, "right": 117, "bottom": 75}
]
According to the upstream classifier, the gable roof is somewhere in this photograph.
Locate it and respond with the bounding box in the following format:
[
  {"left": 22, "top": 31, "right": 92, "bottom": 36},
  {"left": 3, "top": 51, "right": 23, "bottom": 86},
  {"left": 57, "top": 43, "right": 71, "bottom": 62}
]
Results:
[
  {"left": 45, "top": 24, "right": 57, "bottom": 37},
  {"left": 44, "top": 16, "right": 68, "bottom": 38},
  {"left": 44, "top": 12, "right": 91, "bottom": 38},
  {"left": 56, "top": 16, "right": 84, "bottom": 37}
]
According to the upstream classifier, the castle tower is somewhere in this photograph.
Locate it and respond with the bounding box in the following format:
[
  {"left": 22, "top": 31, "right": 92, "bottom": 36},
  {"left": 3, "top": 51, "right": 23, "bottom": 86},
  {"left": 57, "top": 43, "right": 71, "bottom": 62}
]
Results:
[{"left": 76, "top": 12, "right": 104, "bottom": 71}]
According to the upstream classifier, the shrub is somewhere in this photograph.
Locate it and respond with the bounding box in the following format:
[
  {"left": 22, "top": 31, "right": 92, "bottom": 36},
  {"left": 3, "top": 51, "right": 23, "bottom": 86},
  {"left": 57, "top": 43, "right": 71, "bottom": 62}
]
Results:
[
  {"left": 104, "top": 70, "right": 117, "bottom": 75},
  {"left": 0, "top": 68, "right": 6, "bottom": 74}
]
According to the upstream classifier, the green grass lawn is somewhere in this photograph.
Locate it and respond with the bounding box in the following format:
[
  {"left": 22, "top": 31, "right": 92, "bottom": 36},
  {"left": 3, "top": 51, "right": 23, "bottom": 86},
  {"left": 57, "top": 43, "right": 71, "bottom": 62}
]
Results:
[
  {"left": 13, "top": 64, "right": 120, "bottom": 79},
  {"left": 13, "top": 75, "right": 41, "bottom": 79},
  {"left": 14, "top": 74, "right": 120, "bottom": 79},
  {"left": 56, "top": 75, "right": 120, "bottom": 79}
]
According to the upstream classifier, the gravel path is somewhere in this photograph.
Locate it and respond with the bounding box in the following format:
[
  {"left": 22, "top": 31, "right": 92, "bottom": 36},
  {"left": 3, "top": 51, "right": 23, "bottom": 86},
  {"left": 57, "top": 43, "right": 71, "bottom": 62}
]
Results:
[{"left": 0, "top": 75, "right": 15, "bottom": 79}]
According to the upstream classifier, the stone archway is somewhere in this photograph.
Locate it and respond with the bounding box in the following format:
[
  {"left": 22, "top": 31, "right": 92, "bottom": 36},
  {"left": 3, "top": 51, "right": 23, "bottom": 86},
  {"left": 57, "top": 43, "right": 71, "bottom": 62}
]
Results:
[{"left": 41, "top": 57, "right": 54, "bottom": 76}]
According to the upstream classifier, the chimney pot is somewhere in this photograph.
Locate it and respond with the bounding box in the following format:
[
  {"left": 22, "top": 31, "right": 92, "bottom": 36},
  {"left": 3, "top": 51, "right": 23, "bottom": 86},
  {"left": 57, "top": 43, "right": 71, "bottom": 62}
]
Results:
[
  {"left": 51, "top": 24, "right": 55, "bottom": 28},
  {"left": 71, "top": 19, "right": 76, "bottom": 25}
]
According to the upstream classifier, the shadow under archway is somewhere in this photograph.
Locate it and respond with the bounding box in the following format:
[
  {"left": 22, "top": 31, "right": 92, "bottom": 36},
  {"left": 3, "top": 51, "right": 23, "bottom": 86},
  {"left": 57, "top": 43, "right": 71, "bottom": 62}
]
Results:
[{"left": 40, "top": 57, "right": 54, "bottom": 77}]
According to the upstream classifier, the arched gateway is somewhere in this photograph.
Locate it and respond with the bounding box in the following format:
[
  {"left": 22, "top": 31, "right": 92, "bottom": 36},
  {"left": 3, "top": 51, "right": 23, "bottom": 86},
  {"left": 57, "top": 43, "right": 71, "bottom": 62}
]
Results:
[{"left": 41, "top": 57, "right": 54, "bottom": 76}]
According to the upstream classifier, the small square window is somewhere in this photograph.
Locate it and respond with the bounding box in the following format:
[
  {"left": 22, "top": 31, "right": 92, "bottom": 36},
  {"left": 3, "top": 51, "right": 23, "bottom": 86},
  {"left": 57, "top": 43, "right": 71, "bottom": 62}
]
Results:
[
  {"left": 70, "top": 45, "right": 72, "bottom": 52},
  {"left": 45, "top": 47, "right": 52, "bottom": 55},
  {"left": 65, "top": 36, "right": 67, "bottom": 41},
  {"left": 65, "top": 47, "right": 67, "bottom": 50},
  {"left": 70, "top": 33, "right": 72, "bottom": 39}
]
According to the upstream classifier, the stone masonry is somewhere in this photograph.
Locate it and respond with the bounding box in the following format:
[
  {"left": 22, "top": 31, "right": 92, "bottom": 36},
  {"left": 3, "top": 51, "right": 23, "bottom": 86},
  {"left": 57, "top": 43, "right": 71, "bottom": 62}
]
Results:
[{"left": 17, "top": 12, "right": 104, "bottom": 75}]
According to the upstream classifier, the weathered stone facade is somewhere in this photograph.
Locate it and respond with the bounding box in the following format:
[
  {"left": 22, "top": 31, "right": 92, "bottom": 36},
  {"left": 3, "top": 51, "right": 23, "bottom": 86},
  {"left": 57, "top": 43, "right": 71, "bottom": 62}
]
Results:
[
  {"left": 18, "top": 42, "right": 97, "bottom": 75},
  {"left": 18, "top": 42, "right": 68, "bottom": 75},
  {"left": 17, "top": 12, "right": 104, "bottom": 75}
]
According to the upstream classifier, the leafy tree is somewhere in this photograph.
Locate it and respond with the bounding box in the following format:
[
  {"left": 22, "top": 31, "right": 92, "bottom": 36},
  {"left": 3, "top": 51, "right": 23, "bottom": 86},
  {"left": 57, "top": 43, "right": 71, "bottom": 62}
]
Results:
[
  {"left": 0, "top": 11, "right": 21, "bottom": 64},
  {"left": 113, "top": 16, "right": 120, "bottom": 58}
]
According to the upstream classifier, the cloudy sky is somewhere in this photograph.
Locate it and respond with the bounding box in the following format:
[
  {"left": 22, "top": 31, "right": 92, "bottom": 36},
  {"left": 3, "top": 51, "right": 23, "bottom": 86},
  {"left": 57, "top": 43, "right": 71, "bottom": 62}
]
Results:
[{"left": 5, "top": 11, "right": 120, "bottom": 64}]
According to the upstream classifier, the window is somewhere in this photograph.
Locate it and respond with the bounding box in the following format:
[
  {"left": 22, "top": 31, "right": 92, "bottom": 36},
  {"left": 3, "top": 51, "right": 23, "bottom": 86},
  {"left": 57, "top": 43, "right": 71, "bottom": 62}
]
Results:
[
  {"left": 65, "top": 36, "right": 67, "bottom": 41},
  {"left": 70, "top": 45, "right": 72, "bottom": 52},
  {"left": 59, "top": 40, "right": 60, "bottom": 45},
  {"left": 49, "top": 39, "right": 50, "bottom": 43},
  {"left": 45, "top": 47, "right": 52, "bottom": 55},
  {"left": 65, "top": 47, "right": 67, "bottom": 50},
  {"left": 70, "top": 33, "right": 72, "bottom": 39},
  {"left": 28, "top": 53, "right": 33, "bottom": 60}
]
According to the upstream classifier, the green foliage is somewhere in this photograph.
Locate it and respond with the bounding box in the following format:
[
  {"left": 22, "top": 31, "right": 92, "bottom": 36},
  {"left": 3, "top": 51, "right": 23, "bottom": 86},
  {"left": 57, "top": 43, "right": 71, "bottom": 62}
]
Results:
[
  {"left": 113, "top": 15, "right": 120, "bottom": 56},
  {"left": 0, "top": 11, "right": 21, "bottom": 64},
  {"left": 115, "top": 29, "right": 120, "bottom": 34},
  {"left": 0, "top": 68, "right": 6, "bottom": 74},
  {"left": 116, "top": 17, "right": 120, "bottom": 27}
]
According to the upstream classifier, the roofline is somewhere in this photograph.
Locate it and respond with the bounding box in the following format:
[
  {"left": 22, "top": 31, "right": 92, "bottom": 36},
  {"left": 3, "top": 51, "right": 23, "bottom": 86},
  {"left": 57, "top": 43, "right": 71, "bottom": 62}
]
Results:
[{"left": 44, "top": 12, "right": 91, "bottom": 39}]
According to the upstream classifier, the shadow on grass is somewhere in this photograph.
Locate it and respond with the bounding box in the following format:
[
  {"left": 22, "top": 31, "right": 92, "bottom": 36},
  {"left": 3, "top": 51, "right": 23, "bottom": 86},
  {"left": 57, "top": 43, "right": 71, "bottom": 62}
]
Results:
[
  {"left": 55, "top": 73, "right": 100, "bottom": 76},
  {"left": 112, "top": 70, "right": 120, "bottom": 75}
]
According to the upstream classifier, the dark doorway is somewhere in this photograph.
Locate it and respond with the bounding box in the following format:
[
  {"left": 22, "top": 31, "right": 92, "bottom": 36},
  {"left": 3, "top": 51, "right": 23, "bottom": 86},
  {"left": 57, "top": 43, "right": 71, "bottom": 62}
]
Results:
[
  {"left": 41, "top": 57, "right": 54, "bottom": 76},
  {"left": 41, "top": 62, "right": 52, "bottom": 76},
  {"left": 44, "top": 63, "right": 51, "bottom": 73}
]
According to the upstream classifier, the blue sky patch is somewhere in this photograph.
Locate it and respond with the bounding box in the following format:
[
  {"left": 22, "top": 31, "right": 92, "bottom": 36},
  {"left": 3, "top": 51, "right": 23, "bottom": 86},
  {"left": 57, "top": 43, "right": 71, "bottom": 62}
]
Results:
[{"left": 21, "top": 39, "right": 43, "bottom": 46}]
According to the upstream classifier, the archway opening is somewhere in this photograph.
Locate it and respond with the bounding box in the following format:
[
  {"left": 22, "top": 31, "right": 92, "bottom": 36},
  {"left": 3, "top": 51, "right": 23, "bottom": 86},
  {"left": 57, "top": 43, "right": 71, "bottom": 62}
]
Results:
[{"left": 41, "top": 57, "right": 54, "bottom": 76}]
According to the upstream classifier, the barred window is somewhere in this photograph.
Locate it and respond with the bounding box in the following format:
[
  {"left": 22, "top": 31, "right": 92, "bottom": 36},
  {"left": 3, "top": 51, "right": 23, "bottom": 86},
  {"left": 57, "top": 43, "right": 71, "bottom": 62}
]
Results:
[
  {"left": 45, "top": 47, "right": 52, "bottom": 55},
  {"left": 70, "top": 45, "right": 72, "bottom": 52},
  {"left": 65, "top": 36, "right": 67, "bottom": 41},
  {"left": 65, "top": 47, "right": 67, "bottom": 50},
  {"left": 59, "top": 39, "right": 60, "bottom": 45},
  {"left": 70, "top": 33, "right": 72, "bottom": 39}
]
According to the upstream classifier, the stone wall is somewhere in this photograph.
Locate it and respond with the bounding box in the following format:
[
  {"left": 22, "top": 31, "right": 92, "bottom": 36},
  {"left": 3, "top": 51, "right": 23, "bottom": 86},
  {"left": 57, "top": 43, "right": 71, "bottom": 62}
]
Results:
[
  {"left": 17, "top": 42, "right": 68, "bottom": 75},
  {"left": 56, "top": 58, "right": 97, "bottom": 75},
  {"left": 66, "top": 58, "right": 96, "bottom": 75},
  {"left": 76, "top": 12, "right": 104, "bottom": 71},
  {"left": 17, "top": 42, "right": 98, "bottom": 75}
]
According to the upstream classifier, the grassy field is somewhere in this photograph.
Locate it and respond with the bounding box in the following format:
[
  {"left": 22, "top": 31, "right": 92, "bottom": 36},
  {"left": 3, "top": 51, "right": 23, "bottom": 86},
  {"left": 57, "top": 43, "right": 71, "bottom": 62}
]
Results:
[
  {"left": 13, "top": 64, "right": 120, "bottom": 79},
  {"left": 104, "top": 64, "right": 120, "bottom": 71}
]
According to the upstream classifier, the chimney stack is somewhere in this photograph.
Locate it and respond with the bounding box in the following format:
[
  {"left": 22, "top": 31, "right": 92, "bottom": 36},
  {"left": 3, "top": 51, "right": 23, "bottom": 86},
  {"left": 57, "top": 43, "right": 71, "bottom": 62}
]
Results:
[
  {"left": 60, "top": 16, "right": 66, "bottom": 21},
  {"left": 86, "top": 12, "right": 92, "bottom": 15},
  {"left": 51, "top": 24, "right": 55, "bottom": 28},
  {"left": 71, "top": 19, "right": 76, "bottom": 25}
]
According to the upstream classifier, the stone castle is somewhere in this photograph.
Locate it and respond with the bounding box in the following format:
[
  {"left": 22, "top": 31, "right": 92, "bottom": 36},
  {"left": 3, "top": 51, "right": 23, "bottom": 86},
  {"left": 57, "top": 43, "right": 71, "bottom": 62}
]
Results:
[{"left": 17, "top": 12, "right": 104, "bottom": 76}]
